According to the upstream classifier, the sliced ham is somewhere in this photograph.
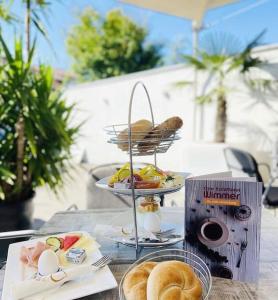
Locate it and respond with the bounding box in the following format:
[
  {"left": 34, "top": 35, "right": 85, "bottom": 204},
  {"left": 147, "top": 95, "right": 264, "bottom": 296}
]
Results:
[{"left": 20, "top": 242, "right": 50, "bottom": 267}]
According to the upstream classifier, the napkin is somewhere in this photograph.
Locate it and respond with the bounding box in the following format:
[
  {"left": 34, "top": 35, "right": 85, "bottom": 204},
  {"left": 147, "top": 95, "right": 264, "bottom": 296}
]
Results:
[{"left": 12, "top": 264, "right": 95, "bottom": 300}]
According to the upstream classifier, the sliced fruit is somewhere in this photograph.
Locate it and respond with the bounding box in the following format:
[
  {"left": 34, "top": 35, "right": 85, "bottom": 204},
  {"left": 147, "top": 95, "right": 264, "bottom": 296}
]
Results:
[
  {"left": 139, "top": 165, "right": 166, "bottom": 180},
  {"left": 63, "top": 235, "right": 80, "bottom": 251},
  {"left": 46, "top": 237, "right": 61, "bottom": 251},
  {"left": 58, "top": 237, "right": 64, "bottom": 249},
  {"left": 109, "top": 163, "right": 130, "bottom": 186},
  {"left": 118, "top": 168, "right": 131, "bottom": 181}
]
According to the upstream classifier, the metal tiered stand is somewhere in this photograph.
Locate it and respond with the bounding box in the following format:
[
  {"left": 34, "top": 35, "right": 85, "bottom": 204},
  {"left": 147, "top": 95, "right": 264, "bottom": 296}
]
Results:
[{"left": 103, "top": 81, "right": 182, "bottom": 257}]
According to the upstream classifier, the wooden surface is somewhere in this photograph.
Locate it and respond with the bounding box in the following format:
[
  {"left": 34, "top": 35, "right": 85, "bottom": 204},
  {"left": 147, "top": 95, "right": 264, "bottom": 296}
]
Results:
[{"left": 1, "top": 208, "right": 278, "bottom": 300}]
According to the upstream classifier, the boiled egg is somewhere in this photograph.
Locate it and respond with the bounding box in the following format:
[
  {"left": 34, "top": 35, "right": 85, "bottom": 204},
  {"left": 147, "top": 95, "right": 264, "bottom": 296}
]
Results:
[
  {"left": 38, "top": 249, "right": 59, "bottom": 276},
  {"left": 143, "top": 213, "right": 161, "bottom": 233}
]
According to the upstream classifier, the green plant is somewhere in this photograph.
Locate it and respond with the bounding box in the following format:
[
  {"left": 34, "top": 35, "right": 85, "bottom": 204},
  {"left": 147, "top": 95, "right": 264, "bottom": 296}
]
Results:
[
  {"left": 0, "top": 0, "right": 55, "bottom": 50},
  {"left": 67, "top": 8, "right": 162, "bottom": 81},
  {"left": 183, "top": 31, "right": 266, "bottom": 143},
  {"left": 0, "top": 0, "right": 16, "bottom": 23},
  {"left": 0, "top": 36, "right": 79, "bottom": 201}
]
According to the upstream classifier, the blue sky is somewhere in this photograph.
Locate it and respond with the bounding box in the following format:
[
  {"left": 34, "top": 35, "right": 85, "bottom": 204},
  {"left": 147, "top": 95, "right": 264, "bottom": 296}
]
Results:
[{"left": 2, "top": 0, "right": 278, "bottom": 70}]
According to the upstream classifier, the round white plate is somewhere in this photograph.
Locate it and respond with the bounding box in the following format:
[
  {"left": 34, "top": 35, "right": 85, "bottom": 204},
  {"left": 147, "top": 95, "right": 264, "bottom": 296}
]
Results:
[
  {"left": 111, "top": 236, "right": 184, "bottom": 248},
  {"left": 108, "top": 222, "right": 184, "bottom": 248},
  {"left": 95, "top": 172, "right": 190, "bottom": 196}
]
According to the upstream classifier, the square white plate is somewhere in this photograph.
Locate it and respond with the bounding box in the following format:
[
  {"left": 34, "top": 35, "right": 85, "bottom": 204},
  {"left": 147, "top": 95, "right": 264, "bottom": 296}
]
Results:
[{"left": 2, "top": 231, "right": 118, "bottom": 300}]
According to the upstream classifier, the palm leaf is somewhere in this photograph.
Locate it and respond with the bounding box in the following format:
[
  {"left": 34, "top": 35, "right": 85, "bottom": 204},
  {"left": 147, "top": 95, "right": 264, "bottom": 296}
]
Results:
[
  {"left": 199, "top": 31, "right": 243, "bottom": 56},
  {"left": 236, "top": 30, "right": 266, "bottom": 73},
  {"left": 0, "top": 34, "right": 13, "bottom": 63},
  {"left": 244, "top": 29, "right": 266, "bottom": 52},
  {"left": 0, "top": 186, "right": 5, "bottom": 200},
  {"left": 183, "top": 55, "right": 206, "bottom": 70},
  {"left": 0, "top": 0, "right": 17, "bottom": 23},
  {"left": 0, "top": 166, "right": 16, "bottom": 186},
  {"left": 173, "top": 80, "right": 193, "bottom": 88},
  {"left": 32, "top": 11, "right": 48, "bottom": 38}
]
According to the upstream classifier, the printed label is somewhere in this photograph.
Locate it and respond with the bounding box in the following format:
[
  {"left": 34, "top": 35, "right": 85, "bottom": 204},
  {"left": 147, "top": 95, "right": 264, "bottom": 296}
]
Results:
[{"left": 203, "top": 186, "right": 241, "bottom": 206}]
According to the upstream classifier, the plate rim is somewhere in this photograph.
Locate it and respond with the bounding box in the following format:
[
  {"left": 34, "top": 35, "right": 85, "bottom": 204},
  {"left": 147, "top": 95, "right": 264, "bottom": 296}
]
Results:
[
  {"left": 95, "top": 171, "right": 190, "bottom": 195},
  {"left": 2, "top": 231, "right": 118, "bottom": 300},
  {"left": 111, "top": 236, "right": 184, "bottom": 248}
]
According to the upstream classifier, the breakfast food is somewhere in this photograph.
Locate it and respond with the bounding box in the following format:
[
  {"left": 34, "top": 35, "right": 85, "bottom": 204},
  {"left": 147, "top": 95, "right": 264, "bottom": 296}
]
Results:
[
  {"left": 123, "top": 260, "right": 202, "bottom": 300},
  {"left": 20, "top": 242, "right": 50, "bottom": 267},
  {"left": 147, "top": 261, "right": 202, "bottom": 300},
  {"left": 46, "top": 234, "right": 80, "bottom": 251},
  {"left": 138, "top": 116, "right": 183, "bottom": 153},
  {"left": 37, "top": 249, "right": 59, "bottom": 276},
  {"left": 123, "top": 261, "right": 158, "bottom": 300},
  {"left": 137, "top": 196, "right": 161, "bottom": 232},
  {"left": 118, "top": 119, "right": 153, "bottom": 151},
  {"left": 66, "top": 248, "right": 87, "bottom": 264},
  {"left": 46, "top": 237, "right": 62, "bottom": 251},
  {"left": 20, "top": 232, "right": 99, "bottom": 273},
  {"left": 108, "top": 163, "right": 183, "bottom": 190},
  {"left": 63, "top": 235, "right": 81, "bottom": 250},
  {"left": 137, "top": 196, "right": 160, "bottom": 213},
  {"left": 115, "top": 116, "right": 183, "bottom": 153},
  {"left": 12, "top": 233, "right": 101, "bottom": 300}
]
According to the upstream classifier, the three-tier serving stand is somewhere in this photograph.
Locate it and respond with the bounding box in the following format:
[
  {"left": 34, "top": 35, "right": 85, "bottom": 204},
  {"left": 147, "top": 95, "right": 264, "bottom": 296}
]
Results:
[{"left": 103, "top": 81, "right": 183, "bottom": 257}]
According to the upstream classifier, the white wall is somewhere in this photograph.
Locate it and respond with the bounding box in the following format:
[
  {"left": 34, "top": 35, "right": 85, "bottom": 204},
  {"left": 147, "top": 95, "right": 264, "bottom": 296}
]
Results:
[{"left": 64, "top": 45, "right": 278, "bottom": 175}]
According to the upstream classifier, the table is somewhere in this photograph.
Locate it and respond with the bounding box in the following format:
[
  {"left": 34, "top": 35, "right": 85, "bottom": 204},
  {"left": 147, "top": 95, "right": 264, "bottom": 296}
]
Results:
[{"left": 1, "top": 208, "right": 278, "bottom": 299}]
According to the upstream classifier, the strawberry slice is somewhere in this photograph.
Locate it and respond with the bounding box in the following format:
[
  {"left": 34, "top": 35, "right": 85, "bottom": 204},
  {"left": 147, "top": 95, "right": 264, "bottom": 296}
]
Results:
[{"left": 63, "top": 235, "right": 80, "bottom": 250}]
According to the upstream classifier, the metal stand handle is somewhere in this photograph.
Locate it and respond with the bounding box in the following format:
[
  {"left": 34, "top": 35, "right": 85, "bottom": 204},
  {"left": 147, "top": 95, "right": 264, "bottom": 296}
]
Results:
[{"left": 128, "top": 81, "right": 157, "bottom": 256}]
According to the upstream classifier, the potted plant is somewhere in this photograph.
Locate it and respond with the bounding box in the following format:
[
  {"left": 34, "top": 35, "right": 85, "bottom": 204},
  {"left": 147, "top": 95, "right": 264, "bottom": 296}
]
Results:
[{"left": 0, "top": 35, "right": 79, "bottom": 235}]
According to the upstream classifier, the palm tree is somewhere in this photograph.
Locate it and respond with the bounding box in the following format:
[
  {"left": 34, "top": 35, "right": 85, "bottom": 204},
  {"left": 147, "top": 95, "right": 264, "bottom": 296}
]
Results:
[{"left": 185, "top": 31, "right": 265, "bottom": 143}]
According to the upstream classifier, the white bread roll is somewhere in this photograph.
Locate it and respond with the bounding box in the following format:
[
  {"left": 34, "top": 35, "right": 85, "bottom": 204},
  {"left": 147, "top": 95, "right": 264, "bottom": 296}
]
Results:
[
  {"left": 138, "top": 116, "right": 183, "bottom": 153},
  {"left": 118, "top": 119, "right": 153, "bottom": 151},
  {"left": 123, "top": 261, "right": 157, "bottom": 300},
  {"left": 147, "top": 261, "right": 202, "bottom": 300}
]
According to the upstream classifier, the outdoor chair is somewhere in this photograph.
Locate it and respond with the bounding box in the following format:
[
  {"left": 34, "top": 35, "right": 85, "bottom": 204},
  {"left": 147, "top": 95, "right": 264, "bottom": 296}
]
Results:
[
  {"left": 87, "top": 162, "right": 165, "bottom": 209},
  {"left": 224, "top": 147, "right": 278, "bottom": 208}
]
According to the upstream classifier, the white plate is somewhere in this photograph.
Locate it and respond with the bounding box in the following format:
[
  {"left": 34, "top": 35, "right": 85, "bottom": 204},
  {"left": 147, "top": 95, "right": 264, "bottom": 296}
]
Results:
[
  {"left": 95, "top": 172, "right": 190, "bottom": 196},
  {"left": 111, "top": 236, "right": 184, "bottom": 248},
  {"left": 109, "top": 222, "right": 184, "bottom": 248},
  {"left": 2, "top": 232, "right": 117, "bottom": 300}
]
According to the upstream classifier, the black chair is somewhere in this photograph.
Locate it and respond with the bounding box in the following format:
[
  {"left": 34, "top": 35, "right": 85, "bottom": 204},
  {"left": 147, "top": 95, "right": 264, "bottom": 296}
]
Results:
[{"left": 224, "top": 147, "right": 278, "bottom": 208}]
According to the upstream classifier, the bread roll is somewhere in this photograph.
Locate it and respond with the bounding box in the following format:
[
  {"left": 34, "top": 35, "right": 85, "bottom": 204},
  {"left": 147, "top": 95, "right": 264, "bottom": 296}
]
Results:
[
  {"left": 118, "top": 119, "right": 153, "bottom": 151},
  {"left": 138, "top": 116, "right": 183, "bottom": 153},
  {"left": 147, "top": 261, "right": 202, "bottom": 300},
  {"left": 123, "top": 261, "right": 157, "bottom": 300}
]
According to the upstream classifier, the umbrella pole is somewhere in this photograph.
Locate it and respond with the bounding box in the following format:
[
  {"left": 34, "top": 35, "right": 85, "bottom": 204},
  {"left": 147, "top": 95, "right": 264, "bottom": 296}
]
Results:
[{"left": 192, "top": 23, "right": 200, "bottom": 141}]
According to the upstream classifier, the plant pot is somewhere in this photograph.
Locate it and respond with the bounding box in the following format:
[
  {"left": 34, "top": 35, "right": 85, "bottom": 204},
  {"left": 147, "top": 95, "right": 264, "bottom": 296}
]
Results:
[{"left": 0, "top": 195, "right": 34, "bottom": 260}]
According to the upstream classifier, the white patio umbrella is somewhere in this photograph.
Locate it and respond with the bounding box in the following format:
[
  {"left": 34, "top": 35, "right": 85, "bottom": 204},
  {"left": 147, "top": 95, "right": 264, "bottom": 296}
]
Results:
[
  {"left": 120, "top": 0, "right": 240, "bottom": 140},
  {"left": 121, "top": 0, "right": 238, "bottom": 27}
]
